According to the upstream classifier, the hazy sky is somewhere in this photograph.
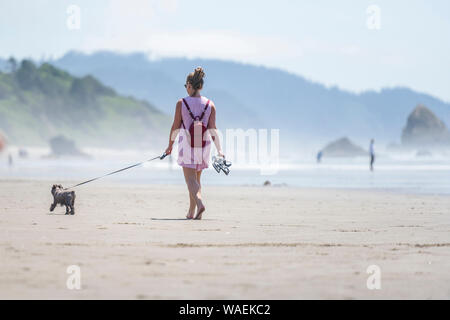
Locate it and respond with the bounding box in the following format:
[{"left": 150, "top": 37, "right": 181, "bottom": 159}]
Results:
[{"left": 1, "top": 0, "right": 449, "bottom": 102}]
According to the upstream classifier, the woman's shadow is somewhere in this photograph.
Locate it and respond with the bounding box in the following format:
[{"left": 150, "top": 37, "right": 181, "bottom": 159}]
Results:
[
  {"left": 150, "top": 218, "right": 189, "bottom": 221},
  {"left": 150, "top": 218, "right": 214, "bottom": 221}
]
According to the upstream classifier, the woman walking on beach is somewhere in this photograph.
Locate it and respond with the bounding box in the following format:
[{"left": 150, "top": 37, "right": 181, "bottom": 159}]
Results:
[{"left": 164, "top": 67, "right": 224, "bottom": 220}]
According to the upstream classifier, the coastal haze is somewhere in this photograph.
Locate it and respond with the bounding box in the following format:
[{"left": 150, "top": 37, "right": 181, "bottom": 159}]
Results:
[
  {"left": 1, "top": 53, "right": 450, "bottom": 194},
  {"left": 1, "top": 1, "right": 449, "bottom": 300}
]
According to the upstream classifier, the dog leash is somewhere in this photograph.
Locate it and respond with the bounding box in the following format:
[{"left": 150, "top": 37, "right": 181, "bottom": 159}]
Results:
[{"left": 64, "top": 152, "right": 168, "bottom": 190}]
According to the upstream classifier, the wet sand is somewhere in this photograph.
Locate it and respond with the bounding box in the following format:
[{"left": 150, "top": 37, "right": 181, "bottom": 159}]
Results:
[{"left": 0, "top": 180, "right": 449, "bottom": 299}]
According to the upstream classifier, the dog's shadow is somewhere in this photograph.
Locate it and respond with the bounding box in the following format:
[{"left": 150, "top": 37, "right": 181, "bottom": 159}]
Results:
[{"left": 47, "top": 213, "right": 74, "bottom": 216}]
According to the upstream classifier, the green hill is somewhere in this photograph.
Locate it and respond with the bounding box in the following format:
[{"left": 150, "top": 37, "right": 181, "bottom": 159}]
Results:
[{"left": 0, "top": 59, "right": 170, "bottom": 147}]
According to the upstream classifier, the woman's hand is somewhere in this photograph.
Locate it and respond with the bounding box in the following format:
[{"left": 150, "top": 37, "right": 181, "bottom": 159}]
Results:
[
  {"left": 217, "top": 150, "right": 225, "bottom": 158},
  {"left": 165, "top": 146, "right": 172, "bottom": 155}
]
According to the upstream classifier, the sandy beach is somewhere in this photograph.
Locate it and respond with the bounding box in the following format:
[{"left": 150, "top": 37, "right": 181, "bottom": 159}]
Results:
[{"left": 0, "top": 180, "right": 449, "bottom": 299}]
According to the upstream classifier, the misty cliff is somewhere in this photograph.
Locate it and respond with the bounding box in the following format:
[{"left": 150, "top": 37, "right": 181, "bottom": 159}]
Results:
[{"left": 0, "top": 60, "right": 170, "bottom": 147}]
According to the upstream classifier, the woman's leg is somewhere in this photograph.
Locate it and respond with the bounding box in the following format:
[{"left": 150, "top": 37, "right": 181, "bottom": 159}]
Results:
[
  {"left": 187, "top": 192, "right": 196, "bottom": 219},
  {"left": 194, "top": 170, "right": 205, "bottom": 219},
  {"left": 183, "top": 168, "right": 197, "bottom": 219},
  {"left": 182, "top": 167, "right": 205, "bottom": 219},
  {"left": 196, "top": 170, "right": 202, "bottom": 201}
]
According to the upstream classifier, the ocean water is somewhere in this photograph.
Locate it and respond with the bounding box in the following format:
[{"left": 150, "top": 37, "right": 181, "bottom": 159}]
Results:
[{"left": 1, "top": 147, "right": 450, "bottom": 195}]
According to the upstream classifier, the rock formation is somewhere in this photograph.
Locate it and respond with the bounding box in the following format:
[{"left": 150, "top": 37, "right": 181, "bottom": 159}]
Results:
[
  {"left": 322, "top": 137, "right": 367, "bottom": 157},
  {"left": 48, "top": 135, "right": 89, "bottom": 158},
  {"left": 401, "top": 105, "right": 450, "bottom": 148}
]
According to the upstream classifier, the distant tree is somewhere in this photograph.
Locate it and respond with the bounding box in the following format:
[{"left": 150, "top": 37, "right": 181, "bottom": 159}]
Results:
[
  {"left": 15, "top": 60, "right": 38, "bottom": 89},
  {"left": 70, "top": 75, "right": 115, "bottom": 104},
  {"left": 7, "top": 57, "right": 17, "bottom": 73}
]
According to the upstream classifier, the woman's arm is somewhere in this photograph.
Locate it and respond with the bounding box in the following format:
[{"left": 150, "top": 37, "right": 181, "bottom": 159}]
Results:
[
  {"left": 165, "top": 100, "right": 182, "bottom": 155},
  {"left": 207, "top": 102, "right": 225, "bottom": 157}
]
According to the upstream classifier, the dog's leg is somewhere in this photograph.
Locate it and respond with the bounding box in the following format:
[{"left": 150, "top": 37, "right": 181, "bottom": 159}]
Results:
[
  {"left": 65, "top": 205, "right": 69, "bottom": 215},
  {"left": 71, "top": 192, "right": 76, "bottom": 215},
  {"left": 50, "top": 202, "right": 56, "bottom": 212}
]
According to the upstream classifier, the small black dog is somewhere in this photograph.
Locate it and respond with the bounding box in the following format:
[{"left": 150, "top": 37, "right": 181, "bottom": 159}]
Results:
[{"left": 50, "top": 184, "right": 76, "bottom": 215}]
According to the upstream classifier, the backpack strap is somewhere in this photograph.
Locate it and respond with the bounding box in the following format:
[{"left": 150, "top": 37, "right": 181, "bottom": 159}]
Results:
[
  {"left": 199, "top": 100, "right": 210, "bottom": 121},
  {"left": 182, "top": 98, "right": 196, "bottom": 120},
  {"left": 182, "top": 98, "right": 210, "bottom": 123}
]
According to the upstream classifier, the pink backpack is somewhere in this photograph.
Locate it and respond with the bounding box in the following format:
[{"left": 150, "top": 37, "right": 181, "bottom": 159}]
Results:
[{"left": 181, "top": 98, "right": 210, "bottom": 148}]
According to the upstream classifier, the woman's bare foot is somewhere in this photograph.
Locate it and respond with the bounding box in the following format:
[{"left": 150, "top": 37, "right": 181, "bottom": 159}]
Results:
[
  {"left": 186, "top": 206, "right": 196, "bottom": 219},
  {"left": 194, "top": 204, "right": 205, "bottom": 220},
  {"left": 186, "top": 211, "right": 195, "bottom": 219}
]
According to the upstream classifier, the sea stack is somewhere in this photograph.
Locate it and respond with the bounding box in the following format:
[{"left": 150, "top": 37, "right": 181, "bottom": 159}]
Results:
[
  {"left": 401, "top": 105, "right": 450, "bottom": 148},
  {"left": 321, "top": 137, "right": 367, "bottom": 157}
]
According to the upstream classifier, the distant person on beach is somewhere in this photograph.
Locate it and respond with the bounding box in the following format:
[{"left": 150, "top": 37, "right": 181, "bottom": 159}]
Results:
[
  {"left": 8, "top": 154, "right": 13, "bottom": 167},
  {"left": 165, "top": 67, "right": 224, "bottom": 220},
  {"left": 316, "top": 150, "right": 323, "bottom": 163},
  {"left": 0, "top": 133, "right": 5, "bottom": 153},
  {"left": 369, "top": 139, "right": 375, "bottom": 171}
]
